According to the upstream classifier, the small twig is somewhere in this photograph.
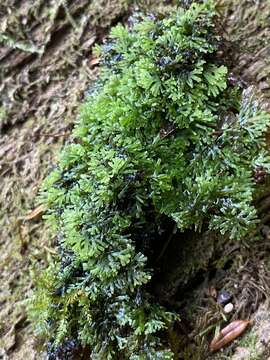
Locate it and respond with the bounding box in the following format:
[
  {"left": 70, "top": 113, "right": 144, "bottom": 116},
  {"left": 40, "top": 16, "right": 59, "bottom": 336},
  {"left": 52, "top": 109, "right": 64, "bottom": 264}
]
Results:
[
  {"left": 210, "top": 130, "right": 223, "bottom": 137},
  {"left": 60, "top": 0, "right": 78, "bottom": 32},
  {"left": 44, "top": 245, "right": 58, "bottom": 255},
  {"left": 197, "top": 322, "right": 220, "bottom": 338}
]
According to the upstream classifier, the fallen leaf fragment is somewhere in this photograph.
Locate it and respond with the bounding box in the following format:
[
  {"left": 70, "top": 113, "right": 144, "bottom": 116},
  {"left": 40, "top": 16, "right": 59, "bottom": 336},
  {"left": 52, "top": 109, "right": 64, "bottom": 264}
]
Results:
[
  {"left": 89, "top": 57, "right": 100, "bottom": 67},
  {"left": 25, "top": 204, "right": 45, "bottom": 220},
  {"left": 210, "top": 320, "right": 250, "bottom": 352}
]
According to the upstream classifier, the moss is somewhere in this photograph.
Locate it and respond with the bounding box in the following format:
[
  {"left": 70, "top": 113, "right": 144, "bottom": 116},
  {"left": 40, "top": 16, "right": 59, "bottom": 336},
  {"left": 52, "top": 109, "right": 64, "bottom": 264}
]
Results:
[
  {"left": 29, "top": 1, "right": 270, "bottom": 358},
  {"left": 236, "top": 331, "right": 261, "bottom": 360}
]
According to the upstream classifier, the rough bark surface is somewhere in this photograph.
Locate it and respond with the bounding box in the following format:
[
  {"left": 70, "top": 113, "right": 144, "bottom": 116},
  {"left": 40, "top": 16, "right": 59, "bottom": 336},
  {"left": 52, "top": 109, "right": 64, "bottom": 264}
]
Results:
[
  {"left": 0, "top": 0, "right": 270, "bottom": 359},
  {"left": 221, "top": 0, "right": 270, "bottom": 106}
]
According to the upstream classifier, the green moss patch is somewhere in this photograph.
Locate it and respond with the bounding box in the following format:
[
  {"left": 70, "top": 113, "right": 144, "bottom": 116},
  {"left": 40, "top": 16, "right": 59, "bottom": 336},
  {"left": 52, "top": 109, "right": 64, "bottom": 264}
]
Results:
[{"left": 29, "top": 1, "right": 270, "bottom": 358}]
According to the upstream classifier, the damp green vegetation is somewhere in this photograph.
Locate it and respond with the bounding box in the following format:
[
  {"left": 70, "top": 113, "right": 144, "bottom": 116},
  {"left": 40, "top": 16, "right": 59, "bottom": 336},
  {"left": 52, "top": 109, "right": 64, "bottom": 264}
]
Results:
[
  {"left": 236, "top": 331, "right": 261, "bottom": 360},
  {"left": 29, "top": 1, "right": 270, "bottom": 358}
]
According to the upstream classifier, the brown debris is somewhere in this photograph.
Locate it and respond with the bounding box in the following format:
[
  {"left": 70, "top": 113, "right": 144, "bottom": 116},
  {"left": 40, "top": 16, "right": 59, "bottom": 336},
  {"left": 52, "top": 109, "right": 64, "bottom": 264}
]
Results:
[
  {"left": 24, "top": 204, "right": 45, "bottom": 221},
  {"left": 210, "top": 320, "right": 250, "bottom": 352},
  {"left": 220, "top": 0, "right": 270, "bottom": 109},
  {"left": 89, "top": 57, "right": 100, "bottom": 67}
]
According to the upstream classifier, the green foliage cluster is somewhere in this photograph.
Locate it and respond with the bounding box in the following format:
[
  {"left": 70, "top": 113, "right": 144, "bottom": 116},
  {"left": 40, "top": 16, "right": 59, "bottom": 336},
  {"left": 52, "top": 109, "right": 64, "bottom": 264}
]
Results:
[{"left": 30, "top": 1, "right": 270, "bottom": 358}]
